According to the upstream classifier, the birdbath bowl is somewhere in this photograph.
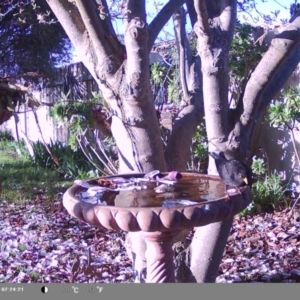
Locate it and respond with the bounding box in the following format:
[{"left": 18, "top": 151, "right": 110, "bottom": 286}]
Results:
[{"left": 63, "top": 172, "right": 252, "bottom": 283}]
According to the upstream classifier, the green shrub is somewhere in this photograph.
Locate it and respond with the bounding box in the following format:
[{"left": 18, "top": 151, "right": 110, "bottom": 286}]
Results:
[
  {"left": 0, "top": 138, "right": 29, "bottom": 158},
  {"left": 252, "top": 173, "right": 288, "bottom": 210},
  {"left": 241, "top": 158, "right": 288, "bottom": 215},
  {"left": 187, "top": 122, "right": 208, "bottom": 173},
  {"left": 30, "top": 139, "right": 96, "bottom": 178},
  {"left": 0, "top": 129, "right": 14, "bottom": 141}
]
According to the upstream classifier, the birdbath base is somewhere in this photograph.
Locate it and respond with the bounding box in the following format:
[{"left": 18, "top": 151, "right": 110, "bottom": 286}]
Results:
[{"left": 130, "top": 231, "right": 181, "bottom": 283}]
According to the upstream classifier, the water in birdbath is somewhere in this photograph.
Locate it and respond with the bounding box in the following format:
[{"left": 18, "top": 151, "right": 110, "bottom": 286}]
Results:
[{"left": 74, "top": 171, "right": 226, "bottom": 208}]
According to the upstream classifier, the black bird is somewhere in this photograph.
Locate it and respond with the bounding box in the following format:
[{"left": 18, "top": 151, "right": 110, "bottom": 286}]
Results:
[{"left": 209, "top": 151, "right": 252, "bottom": 192}]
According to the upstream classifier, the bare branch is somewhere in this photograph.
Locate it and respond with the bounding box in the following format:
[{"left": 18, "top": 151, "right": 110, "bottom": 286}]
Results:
[
  {"left": 186, "top": 0, "right": 197, "bottom": 28},
  {"left": 94, "top": 0, "right": 118, "bottom": 36},
  {"left": 229, "top": 16, "right": 300, "bottom": 155},
  {"left": 165, "top": 105, "right": 203, "bottom": 171},
  {"left": 46, "top": 0, "right": 97, "bottom": 79},
  {"left": 123, "top": 0, "right": 149, "bottom": 82},
  {"left": 148, "top": 0, "right": 184, "bottom": 51},
  {"left": 173, "top": 7, "right": 190, "bottom": 102},
  {"left": 241, "top": 17, "right": 300, "bottom": 130},
  {"left": 194, "top": 0, "right": 210, "bottom": 36},
  {"left": 75, "top": 0, "right": 124, "bottom": 68},
  {"left": 46, "top": 0, "right": 86, "bottom": 47},
  {"left": 258, "top": 45, "right": 300, "bottom": 122},
  {"left": 220, "top": 0, "right": 237, "bottom": 40},
  {"left": 165, "top": 8, "right": 204, "bottom": 170}
]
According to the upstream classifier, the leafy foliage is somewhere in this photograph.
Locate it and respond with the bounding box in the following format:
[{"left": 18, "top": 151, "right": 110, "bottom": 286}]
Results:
[
  {"left": 188, "top": 122, "right": 208, "bottom": 173},
  {"left": 230, "top": 22, "right": 266, "bottom": 78},
  {"left": 30, "top": 140, "right": 95, "bottom": 179},
  {"left": 268, "top": 87, "right": 300, "bottom": 167},
  {"left": 150, "top": 51, "right": 181, "bottom": 105},
  {"left": 0, "top": 138, "right": 29, "bottom": 157},
  {"left": 150, "top": 62, "right": 168, "bottom": 86},
  {"left": 229, "top": 21, "right": 267, "bottom": 106},
  {"left": 50, "top": 92, "right": 101, "bottom": 150},
  {"left": 167, "top": 72, "right": 181, "bottom": 104},
  {"left": 268, "top": 87, "right": 300, "bottom": 128},
  {"left": 241, "top": 158, "right": 288, "bottom": 215},
  {"left": 50, "top": 72, "right": 117, "bottom": 175},
  {"left": 51, "top": 103, "right": 93, "bottom": 150},
  {"left": 251, "top": 158, "right": 267, "bottom": 176},
  {"left": 252, "top": 172, "right": 288, "bottom": 212},
  {"left": 0, "top": 129, "right": 14, "bottom": 141}
]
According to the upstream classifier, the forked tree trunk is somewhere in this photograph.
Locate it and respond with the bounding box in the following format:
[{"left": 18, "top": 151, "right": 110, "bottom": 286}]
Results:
[{"left": 47, "top": 0, "right": 300, "bottom": 283}]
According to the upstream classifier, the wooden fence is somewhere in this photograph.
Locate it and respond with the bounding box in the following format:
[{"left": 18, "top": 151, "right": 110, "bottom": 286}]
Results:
[
  {"left": 0, "top": 62, "right": 99, "bottom": 144},
  {"left": 1, "top": 59, "right": 300, "bottom": 180}
]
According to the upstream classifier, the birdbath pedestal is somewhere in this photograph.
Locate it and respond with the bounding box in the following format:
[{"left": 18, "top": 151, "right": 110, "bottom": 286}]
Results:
[{"left": 63, "top": 172, "right": 252, "bottom": 283}]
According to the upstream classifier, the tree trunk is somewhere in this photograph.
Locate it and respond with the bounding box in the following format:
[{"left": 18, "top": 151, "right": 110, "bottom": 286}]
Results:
[
  {"left": 190, "top": 217, "right": 233, "bottom": 282},
  {"left": 46, "top": 0, "right": 300, "bottom": 284},
  {"left": 191, "top": 0, "right": 237, "bottom": 282}
]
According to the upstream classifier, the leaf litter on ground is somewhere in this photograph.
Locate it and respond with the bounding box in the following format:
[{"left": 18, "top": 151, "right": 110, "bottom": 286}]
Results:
[{"left": 0, "top": 195, "right": 299, "bottom": 283}]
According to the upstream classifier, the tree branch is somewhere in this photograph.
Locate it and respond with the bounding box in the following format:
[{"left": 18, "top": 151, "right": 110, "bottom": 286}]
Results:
[
  {"left": 75, "top": 0, "right": 124, "bottom": 69},
  {"left": 124, "top": 0, "right": 150, "bottom": 84},
  {"left": 173, "top": 7, "right": 190, "bottom": 102},
  {"left": 94, "top": 0, "right": 118, "bottom": 36},
  {"left": 165, "top": 8, "right": 204, "bottom": 171},
  {"left": 261, "top": 47, "right": 300, "bottom": 112},
  {"left": 194, "top": 0, "right": 210, "bottom": 37},
  {"left": 165, "top": 104, "right": 203, "bottom": 171},
  {"left": 194, "top": 0, "right": 236, "bottom": 156},
  {"left": 229, "top": 16, "right": 300, "bottom": 154},
  {"left": 186, "top": 0, "right": 197, "bottom": 28},
  {"left": 220, "top": 0, "right": 237, "bottom": 40},
  {"left": 147, "top": 0, "right": 184, "bottom": 51},
  {"left": 46, "top": 0, "right": 98, "bottom": 79}
]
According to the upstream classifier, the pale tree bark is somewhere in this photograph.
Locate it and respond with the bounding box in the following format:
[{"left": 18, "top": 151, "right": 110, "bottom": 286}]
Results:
[
  {"left": 46, "top": 0, "right": 186, "bottom": 174},
  {"left": 230, "top": 15, "right": 300, "bottom": 157},
  {"left": 46, "top": 0, "right": 186, "bottom": 283},
  {"left": 194, "top": 0, "right": 236, "bottom": 165},
  {"left": 191, "top": 0, "right": 238, "bottom": 283},
  {"left": 46, "top": 0, "right": 300, "bottom": 283},
  {"left": 191, "top": 1, "right": 300, "bottom": 283},
  {"left": 164, "top": 7, "right": 204, "bottom": 171}
]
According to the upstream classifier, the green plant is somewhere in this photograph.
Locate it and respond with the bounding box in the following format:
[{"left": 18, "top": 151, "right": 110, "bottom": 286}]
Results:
[
  {"left": 50, "top": 91, "right": 117, "bottom": 175},
  {"left": 18, "top": 245, "right": 26, "bottom": 252},
  {"left": 188, "top": 122, "right": 208, "bottom": 173},
  {"left": 240, "top": 157, "right": 289, "bottom": 216},
  {"left": 244, "top": 158, "right": 288, "bottom": 214},
  {"left": 251, "top": 158, "right": 266, "bottom": 176},
  {"left": 30, "top": 140, "right": 57, "bottom": 169},
  {"left": 0, "top": 129, "right": 14, "bottom": 141},
  {"left": 29, "top": 139, "right": 95, "bottom": 178},
  {"left": 0, "top": 139, "right": 29, "bottom": 158},
  {"left": 268, "top": 87, "right": 300, "bottom": 166},
  {"left": 239, "top": 202, "right": 256, "bottom": 217},
  {"left": 50, "top": 92, "right": 100, "bottom": 150},
  {"left": 229, "top": 22, "right": 267, "bottom": 108},
  {"left": 30, "top": 272, "right": 40, "bottom": 280},
  {"left": 252, "top": 173, "right": 288, "bottom": 210},
  {"left": 150, "top": 62, "right": 168, "bottom": 86},
  {"left": 167, "top": 69, "right": 181, "bottom": 104}
]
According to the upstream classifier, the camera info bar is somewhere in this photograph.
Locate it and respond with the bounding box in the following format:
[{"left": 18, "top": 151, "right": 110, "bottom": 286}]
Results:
[{"left": 0, "top": 283, "right": 295, "bottom": 300}]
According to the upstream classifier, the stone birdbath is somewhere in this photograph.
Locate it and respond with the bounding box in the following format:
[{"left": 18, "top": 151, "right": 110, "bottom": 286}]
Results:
[{"left": 63, "top": 171, "right": 252, "bottom": 283}]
